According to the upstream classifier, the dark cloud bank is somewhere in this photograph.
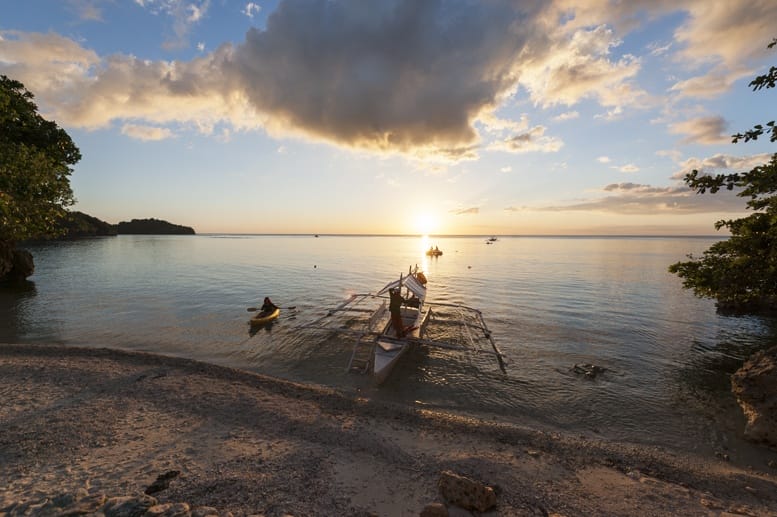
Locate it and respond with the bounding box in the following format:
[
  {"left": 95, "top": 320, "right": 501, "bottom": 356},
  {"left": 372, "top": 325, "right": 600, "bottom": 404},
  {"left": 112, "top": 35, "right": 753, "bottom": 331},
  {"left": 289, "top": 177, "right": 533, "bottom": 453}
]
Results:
[{"left": 224, "top": 0, "right": 542, "bottom": 151}]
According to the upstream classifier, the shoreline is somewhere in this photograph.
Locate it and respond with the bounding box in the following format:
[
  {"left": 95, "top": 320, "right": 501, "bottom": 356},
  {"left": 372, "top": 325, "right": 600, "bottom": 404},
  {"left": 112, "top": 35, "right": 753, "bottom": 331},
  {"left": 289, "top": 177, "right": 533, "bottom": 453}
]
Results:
[{"left": 1, "top": 343, "right": 776, "bottom": 516}]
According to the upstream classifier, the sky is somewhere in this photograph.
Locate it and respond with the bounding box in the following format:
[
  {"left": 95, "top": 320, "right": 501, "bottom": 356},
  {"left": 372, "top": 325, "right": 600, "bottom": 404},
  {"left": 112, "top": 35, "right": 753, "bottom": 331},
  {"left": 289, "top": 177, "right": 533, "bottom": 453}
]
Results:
[{"left": 1, "top": 0, "right": 775, "bottom": 235}]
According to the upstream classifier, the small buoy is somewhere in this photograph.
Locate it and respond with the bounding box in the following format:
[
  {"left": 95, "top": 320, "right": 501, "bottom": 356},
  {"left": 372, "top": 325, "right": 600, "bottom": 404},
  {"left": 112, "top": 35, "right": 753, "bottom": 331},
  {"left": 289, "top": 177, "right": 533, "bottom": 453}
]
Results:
[
  {"left": 468, "top": 265, "right": 472, "bottom": 269},
  {"left": 314, "top": 265, "right": 317, "bottom": 268}
]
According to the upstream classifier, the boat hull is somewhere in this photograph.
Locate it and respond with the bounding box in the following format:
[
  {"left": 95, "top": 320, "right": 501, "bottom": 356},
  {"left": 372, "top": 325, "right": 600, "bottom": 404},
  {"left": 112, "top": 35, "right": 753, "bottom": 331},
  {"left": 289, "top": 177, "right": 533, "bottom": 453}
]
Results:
[
  {"left": 374, "top": 339, "right": 412, "bottom": 384},
  {"left": 250, "top": 307, "right": 280, "bottom": 326},
  {"left": 373, "top": 305, "right": 430, "bottom": 383}
]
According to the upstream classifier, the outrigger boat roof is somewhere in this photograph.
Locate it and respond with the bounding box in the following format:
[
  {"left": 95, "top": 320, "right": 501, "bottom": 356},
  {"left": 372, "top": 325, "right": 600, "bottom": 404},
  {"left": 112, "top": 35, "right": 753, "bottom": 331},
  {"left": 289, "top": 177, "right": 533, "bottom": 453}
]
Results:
[
  {"left": 376, "top": 273, "right": 426, "bottom": 299},
  {"left": 297, "top": 268, "right": 506, "bottom": 383}
]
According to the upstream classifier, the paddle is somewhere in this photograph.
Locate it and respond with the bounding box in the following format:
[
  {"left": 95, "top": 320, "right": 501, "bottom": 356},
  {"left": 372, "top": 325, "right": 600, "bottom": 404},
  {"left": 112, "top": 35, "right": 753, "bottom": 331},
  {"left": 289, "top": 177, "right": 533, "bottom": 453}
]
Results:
[{"left": 247, "top": 306, "right": 297, "bottom": 312}]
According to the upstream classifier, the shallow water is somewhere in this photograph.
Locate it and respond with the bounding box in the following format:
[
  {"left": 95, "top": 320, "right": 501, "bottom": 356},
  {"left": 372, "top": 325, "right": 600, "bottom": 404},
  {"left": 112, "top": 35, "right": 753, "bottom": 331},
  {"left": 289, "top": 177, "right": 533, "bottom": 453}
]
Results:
[{"left": 2, "top": 234, "right": 775, "bottom": 463}]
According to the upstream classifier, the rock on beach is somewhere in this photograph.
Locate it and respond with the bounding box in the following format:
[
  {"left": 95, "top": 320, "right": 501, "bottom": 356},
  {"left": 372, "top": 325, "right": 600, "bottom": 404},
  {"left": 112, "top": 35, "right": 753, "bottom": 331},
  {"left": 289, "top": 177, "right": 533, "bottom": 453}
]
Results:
[{"left": 732, "top": 345, "right": 777, "bottom": 447}]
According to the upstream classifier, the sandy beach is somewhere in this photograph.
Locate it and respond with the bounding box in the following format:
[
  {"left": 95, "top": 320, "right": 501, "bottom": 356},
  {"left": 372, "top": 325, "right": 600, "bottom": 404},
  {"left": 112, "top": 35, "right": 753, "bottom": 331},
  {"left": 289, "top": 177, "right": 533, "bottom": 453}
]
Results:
[{"left": 1, "top": 343, "right": 776, "bottom": 516}]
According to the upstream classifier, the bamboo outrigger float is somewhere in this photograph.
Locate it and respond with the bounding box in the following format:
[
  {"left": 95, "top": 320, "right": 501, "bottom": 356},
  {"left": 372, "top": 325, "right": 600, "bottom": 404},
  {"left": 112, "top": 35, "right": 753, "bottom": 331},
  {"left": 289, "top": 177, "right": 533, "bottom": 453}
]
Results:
[{"left": 299, "top": 266, "right": 506, "bottom": 384}]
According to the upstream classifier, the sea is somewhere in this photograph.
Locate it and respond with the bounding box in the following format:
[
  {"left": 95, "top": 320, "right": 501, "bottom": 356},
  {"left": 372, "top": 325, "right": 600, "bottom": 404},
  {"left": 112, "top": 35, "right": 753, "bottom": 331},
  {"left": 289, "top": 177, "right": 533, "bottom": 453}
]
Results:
[{"left": 2, "top": 234, "right": 776, "bottom": 465}]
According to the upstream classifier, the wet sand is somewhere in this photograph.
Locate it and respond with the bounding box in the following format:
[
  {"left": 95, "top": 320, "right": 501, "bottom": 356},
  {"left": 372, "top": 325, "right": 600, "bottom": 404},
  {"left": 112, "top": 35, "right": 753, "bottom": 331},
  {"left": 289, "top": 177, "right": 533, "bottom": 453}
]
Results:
[{"left": 1, "top": 343, "right": 776, "bottom": 516}]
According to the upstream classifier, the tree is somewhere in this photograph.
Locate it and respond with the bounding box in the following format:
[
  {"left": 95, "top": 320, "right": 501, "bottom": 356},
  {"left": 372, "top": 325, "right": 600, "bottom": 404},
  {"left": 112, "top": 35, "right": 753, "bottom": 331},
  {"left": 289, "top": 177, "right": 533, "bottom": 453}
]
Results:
[
  {"left": 669, "top": 39, "right": 777, "bottom": 313},
  {"left": 0, "top": 75, "right": 80, "bottom": 243}
]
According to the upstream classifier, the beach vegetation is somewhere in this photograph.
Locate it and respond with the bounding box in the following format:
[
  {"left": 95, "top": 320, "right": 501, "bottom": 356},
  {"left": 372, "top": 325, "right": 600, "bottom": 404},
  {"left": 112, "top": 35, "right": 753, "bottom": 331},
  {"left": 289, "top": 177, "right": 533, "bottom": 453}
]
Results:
[
  {"left": 669, "top": 39, "right": 777, "bottom": 313},
  {"left": 0, "top": 75, "right": 80, "bottom": 243}
]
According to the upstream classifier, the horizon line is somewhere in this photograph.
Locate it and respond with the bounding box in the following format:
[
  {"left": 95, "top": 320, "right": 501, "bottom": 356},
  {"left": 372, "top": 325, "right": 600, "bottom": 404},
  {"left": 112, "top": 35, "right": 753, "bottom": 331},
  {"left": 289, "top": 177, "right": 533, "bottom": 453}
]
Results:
[{"left": 194, "top": 233, "right": 725, "bottom": 239}]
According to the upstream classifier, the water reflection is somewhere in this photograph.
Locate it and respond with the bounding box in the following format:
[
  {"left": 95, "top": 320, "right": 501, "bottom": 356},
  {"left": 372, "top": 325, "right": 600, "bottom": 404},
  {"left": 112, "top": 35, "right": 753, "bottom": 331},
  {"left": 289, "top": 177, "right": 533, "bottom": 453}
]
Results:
[
  {"left": 677, "top": 315, "right": 776, "bottom": 395},
  {"left": 0, "top": 279, "right": 37, "bottom": 343},
  {"left": 248, "top": 321, "right": 276, "bottom": 338}
]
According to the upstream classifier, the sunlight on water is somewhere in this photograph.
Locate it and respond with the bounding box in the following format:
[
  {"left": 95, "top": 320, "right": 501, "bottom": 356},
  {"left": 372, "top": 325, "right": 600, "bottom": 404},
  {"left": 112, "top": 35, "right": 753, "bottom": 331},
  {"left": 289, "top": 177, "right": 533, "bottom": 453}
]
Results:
[{"left": 2, "top": 234, "right": 776, "bottom": 460}]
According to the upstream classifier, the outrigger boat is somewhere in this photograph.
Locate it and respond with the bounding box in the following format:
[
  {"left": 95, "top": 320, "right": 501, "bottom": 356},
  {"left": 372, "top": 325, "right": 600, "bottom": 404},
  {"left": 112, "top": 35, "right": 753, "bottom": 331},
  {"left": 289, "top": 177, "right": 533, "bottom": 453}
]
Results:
[
  {"left": 299, "top": 266, "right": 506, "bottom": 384},
  {"left": 373, "top": 267, "right": 430, "bottom": 383}
]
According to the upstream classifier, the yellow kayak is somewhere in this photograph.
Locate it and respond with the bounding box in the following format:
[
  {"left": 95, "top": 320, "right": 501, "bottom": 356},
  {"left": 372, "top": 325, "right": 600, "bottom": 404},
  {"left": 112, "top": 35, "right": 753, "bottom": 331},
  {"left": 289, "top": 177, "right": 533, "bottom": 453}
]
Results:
[{"left": 250, "top": 307, "right": 280, "bottom": 326}]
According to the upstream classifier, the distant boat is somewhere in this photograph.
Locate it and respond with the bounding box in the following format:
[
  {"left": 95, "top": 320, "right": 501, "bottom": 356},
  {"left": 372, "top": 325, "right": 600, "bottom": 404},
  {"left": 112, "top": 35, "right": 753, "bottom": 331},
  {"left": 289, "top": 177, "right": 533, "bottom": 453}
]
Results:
[
  {"left": 487, "top": 236, "right": 498, "bottom": 242},
  {"left": 426, "top": 246, "right": 443, "bottom": 256}
]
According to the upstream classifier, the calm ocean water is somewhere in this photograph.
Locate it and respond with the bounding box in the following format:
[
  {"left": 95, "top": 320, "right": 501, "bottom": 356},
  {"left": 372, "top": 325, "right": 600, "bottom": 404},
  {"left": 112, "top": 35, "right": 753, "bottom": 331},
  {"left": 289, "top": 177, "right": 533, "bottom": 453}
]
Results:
[{"left": 2, "top": 234, "right": 776, "bottom": 462}]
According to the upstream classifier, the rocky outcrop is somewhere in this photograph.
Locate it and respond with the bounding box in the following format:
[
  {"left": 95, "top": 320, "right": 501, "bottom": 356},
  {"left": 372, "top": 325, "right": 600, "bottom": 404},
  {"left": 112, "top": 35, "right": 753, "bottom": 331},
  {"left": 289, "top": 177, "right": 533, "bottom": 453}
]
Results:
[
  {"left": 0, "top": 240, "right": 34, "bottom": 282},
  {"left": 731, "top": 346, "right": 777, "bottom": 447}
]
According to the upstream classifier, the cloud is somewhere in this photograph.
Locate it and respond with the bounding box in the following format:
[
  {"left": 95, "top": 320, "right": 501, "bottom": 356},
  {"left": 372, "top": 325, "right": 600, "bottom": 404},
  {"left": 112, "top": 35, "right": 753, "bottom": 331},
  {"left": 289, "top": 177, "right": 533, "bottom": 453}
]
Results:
[
  {"left": 554, "top": 0, "right": 777, "bottom": 68},
  {"left": 0, "top": 31, "right": 101, "bottom": 99},
  {"left": 618, "top": 164, "right": 639, "bottom": 173},
  {"left": 136, "top": 0, "right": 212, "bottom": 50},
  {"left": 537, "top": 181, "right": 745, "bottom": 215},
  {"left": 671, "top": 153, "right": 772, "bottom": 180},
  {"left": 243, "top": 2, "right": 261, "bottom": 18},
  {"left": 648, "top": 41, "right": 672, "bottom": 57},
  {"left": 478, "top": 111, "right": 529, "bottom": 134},
  {"left": 553, "top": 111, "right": 579, "bottom": 122},
  {"left": 451, "top": 207, "right": 479, "bottom": 215},
  {"left": 518, "top": 24, "right": 649, "bottom": 113},
  {"left": 673, "top": 0, "right": 777, "bottom": 68},
  {"left": 489, "top": 126, "right": 563, "bottom": 153},
  {"left": 227, "top": 0, "right": 535, "bottom": 154},
  {"left": 68, "top": 0, "right": 106, "bottom": 21},
  {"left": 669, "top": 67, "right": 753, "bottom": 99},
  {"left": 669, "top": 116, "right": 729, "bottom": 145},
  {"left": 529, "top": 151, "right": 772, "bottom": 216},
  {"left": 656, "top": 149, "right": 683, "bottom": 162},
  {"left": 603, "top": 182, "right": 676, "bottom": 194},
  {"left": 121, "top": 123, "right": 174, "bottom": 140},
  {"left": 500, "top": 166, "right": 512, "bottom": 173},
  {"left": 597, "top": 156, "right": 611, "bottom": 163},
  {"left": 0, "top": 33, "right": 260, "bottom": 131},
  {"left": 549, "top": 0, "right": 777, "bottom": 100},
  {"left": 3, "top": 0, "right": 774, "bottom": 161},
  {"left": 0, "top": 2, "right": 545, "bottom": 158}
]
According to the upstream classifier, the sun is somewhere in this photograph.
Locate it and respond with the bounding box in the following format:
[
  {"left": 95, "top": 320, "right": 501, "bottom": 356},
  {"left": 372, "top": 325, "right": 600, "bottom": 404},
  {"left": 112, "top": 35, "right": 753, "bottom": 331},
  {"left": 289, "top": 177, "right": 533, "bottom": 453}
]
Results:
[{"left": 413, "top": 212, "right": 438, "bottom": 235}]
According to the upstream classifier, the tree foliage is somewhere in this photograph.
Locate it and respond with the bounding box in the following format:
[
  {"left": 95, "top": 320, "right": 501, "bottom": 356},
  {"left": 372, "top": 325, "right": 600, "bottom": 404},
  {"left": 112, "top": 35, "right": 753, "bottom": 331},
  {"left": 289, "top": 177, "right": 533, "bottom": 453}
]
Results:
[
  {"left": 0, "top": 75, "right": 80, "bottom": 242},
  {"left": 669, "top": 41, "right": 777, "bottom": 313}
]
